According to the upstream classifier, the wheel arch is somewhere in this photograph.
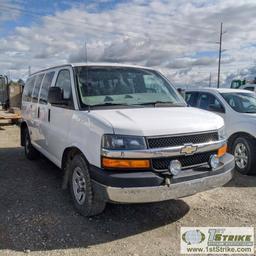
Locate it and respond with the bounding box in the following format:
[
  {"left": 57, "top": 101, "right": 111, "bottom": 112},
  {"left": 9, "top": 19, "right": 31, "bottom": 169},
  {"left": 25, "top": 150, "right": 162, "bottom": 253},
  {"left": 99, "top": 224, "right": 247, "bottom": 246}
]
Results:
[
  {"left": 61, "top": 146, "right": 89, "bottom": 190},
  {"left": 228, "top": 132, "right": 256, "bottom": 151}
]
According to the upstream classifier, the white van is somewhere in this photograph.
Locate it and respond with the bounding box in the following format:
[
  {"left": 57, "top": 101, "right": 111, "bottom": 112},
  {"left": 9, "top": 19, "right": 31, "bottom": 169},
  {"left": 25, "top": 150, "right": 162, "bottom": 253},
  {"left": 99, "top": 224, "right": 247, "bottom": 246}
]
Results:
[{"left": 21, "top": 63, "right": 234, "bottom": 216}]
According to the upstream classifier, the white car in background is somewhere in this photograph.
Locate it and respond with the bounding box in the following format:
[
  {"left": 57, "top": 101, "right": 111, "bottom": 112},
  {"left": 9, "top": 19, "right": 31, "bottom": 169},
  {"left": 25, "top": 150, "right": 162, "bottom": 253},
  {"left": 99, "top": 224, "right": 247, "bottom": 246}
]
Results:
[{"left": 185, "top": 88, "right": 256, "bottom": 175}]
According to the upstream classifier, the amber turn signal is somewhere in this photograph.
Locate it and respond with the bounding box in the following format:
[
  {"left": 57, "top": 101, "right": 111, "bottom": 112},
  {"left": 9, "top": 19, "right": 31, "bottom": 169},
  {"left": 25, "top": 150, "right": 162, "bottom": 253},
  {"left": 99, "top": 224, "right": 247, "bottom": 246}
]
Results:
[
  {"left": 102, "top": 157, "right": 150, "bottom": 169},
  {"left": 217, "top": 144, "right": 227, "bottom": 157}
]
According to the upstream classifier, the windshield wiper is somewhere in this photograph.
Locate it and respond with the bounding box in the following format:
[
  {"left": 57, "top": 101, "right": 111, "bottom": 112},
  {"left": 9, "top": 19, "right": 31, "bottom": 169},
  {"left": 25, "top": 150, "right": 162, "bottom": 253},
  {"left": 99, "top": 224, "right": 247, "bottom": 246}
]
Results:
[
  {"left": 90, "top": 102, "right": 144, "bottom": 107},
  {"left": 89, "top": 101, "right": 185, "bottom": 108},
  {"left": 139, "top": 101, "right": 185, "bottom": 107},
  {"left": 90, "top": 103, "right": 129, "bottom": 107}
]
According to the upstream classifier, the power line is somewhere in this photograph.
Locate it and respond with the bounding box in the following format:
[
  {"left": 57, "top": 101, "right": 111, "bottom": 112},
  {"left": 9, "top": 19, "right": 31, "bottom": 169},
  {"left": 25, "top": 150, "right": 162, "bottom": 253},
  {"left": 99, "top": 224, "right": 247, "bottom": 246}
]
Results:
[
  {"left": 0, "top": 3, "right": 218, "bottom": 43},
  {"left": 69, "top": 0, "right": 218, "bottom": 32},
  {"left": 1, "top": 4, "right": 250, "bottom": 81},
  {"left": 0, "top": 5, "right": 218, "bottom": 46},
  {"left": 0, "top": 2, "right": 218, "bottom": 33}
]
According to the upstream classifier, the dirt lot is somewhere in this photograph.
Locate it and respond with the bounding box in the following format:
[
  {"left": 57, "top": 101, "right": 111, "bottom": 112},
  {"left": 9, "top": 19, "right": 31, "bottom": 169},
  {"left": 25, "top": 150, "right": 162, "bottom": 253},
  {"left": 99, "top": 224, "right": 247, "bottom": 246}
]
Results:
[{"left": 0, "top": 124, "right": 255, "bottom": 256}]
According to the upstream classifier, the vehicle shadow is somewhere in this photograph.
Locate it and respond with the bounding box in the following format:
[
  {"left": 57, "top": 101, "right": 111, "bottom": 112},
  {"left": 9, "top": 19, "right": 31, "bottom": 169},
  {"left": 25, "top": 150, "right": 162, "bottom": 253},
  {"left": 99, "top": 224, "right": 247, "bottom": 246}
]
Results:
[
  {"left": 224, "top": 170, "right": 256, "bottom": 188},
  {"left": 0, "top": 147, "right": 189, "bottom": 252}
]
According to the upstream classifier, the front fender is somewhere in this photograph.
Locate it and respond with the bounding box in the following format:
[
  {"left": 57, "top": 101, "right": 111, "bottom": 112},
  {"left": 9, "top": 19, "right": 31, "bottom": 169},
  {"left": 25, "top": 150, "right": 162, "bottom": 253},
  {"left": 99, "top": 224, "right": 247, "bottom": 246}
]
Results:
[
  {"left": 64, "top": 111, "right": 113, "bottom": 167},
  {"left": 227, "top": 121, "right": 256, "bottom": 140}
]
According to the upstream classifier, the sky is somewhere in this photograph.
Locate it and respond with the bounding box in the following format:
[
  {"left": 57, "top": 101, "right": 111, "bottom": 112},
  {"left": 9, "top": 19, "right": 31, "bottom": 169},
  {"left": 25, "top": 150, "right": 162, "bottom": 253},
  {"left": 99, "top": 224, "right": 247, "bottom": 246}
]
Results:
[{"left": 0, "top": 0, "right": 256, "bottom": 87}]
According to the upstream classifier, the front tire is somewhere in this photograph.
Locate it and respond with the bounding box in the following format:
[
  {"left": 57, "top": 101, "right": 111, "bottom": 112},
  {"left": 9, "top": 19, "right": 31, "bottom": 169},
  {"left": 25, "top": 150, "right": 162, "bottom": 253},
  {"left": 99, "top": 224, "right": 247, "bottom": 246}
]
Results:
[
  {"left": 232, "top": 136, "right": 256, "bottom": 175},
  {"left": 24, "top": 128, "right": 39, "bottom": 160},
  {"left": 68, "top": 154, "right": 106, "bottom": 217}
]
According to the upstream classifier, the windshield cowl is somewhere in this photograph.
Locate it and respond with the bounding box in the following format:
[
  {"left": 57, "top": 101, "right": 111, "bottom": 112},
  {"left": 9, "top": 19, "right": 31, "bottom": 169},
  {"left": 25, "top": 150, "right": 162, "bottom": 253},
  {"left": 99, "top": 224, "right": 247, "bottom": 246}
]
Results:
[{"left": 89, "top": 101, "right": 186, "bottom": 108}]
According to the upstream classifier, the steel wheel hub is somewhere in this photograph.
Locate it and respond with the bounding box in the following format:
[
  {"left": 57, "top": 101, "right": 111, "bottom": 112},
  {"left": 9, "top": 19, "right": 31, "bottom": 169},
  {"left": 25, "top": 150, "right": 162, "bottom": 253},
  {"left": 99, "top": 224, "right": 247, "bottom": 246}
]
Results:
[
  {"left": 234, "top": 143, "right": 248, "bottom": 169},
  {"left": 72, "top": 167, "right": 86, "bottom": 205}
]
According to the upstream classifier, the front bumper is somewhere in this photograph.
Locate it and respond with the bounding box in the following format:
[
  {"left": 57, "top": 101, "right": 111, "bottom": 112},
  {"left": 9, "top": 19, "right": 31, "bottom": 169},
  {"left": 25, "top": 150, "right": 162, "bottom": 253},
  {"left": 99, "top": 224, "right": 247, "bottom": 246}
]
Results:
[{"left": 92, "top": 153, "right": 234, "bottom": 204}]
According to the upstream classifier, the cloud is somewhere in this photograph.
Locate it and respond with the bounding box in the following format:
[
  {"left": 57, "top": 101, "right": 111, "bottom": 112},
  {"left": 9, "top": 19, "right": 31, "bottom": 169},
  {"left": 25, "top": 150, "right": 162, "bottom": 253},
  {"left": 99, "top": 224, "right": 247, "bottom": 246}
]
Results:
[
  {"left": 166, "top": 57, "right": 217, "bottom": 69},
  {"left": 0, "top": 0, "right": 23, "bottom": 23},
  {"left": 0, "top": 0, "right": 256, "bottom": 87}
]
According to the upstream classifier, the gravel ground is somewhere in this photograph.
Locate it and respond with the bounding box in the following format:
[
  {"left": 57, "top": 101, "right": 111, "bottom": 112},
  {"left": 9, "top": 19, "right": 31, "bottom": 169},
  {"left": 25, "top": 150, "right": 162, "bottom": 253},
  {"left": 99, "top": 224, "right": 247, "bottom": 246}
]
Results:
[{"left": 0, "top": 124, "right": 255, "bottom": 256}]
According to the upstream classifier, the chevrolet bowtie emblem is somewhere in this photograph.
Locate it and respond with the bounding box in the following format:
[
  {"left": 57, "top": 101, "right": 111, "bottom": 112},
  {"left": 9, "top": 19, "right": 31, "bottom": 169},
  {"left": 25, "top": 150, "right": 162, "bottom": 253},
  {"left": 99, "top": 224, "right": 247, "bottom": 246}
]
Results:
[{"left": 180, "top": 144, "right": 198, "bottom": 155}]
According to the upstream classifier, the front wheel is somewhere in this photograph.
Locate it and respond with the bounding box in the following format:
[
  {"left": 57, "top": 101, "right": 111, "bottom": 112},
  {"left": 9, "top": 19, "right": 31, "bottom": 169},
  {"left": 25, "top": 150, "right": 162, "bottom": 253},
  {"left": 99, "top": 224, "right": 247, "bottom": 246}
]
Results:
[
  {"left": 24, "top": 128, "right": 39, "bottom": 160},
  {"left": 68, "top": 154, "right": 106, "bottom": 217},
  {"left": 232, "top": 136, "right": 256, "bottom": 175}
]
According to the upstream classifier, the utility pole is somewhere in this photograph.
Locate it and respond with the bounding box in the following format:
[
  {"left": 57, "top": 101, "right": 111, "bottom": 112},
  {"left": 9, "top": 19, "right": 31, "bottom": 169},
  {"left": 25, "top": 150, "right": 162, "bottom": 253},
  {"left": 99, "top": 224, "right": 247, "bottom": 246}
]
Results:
[
  {"left": 28, "top": 66, "right": 31, "bottom": 76},
  {"left": 209, "top": 72, "right": 212, "bottom": 87},
  {"left": 217, "top": 22, "right": 223, "bottom": 88},
  {"left": 7, "top": 71, "right": 11, "bottom": 82},
  {"left": 85, "top": 42, "right": 88, "bottom": 63}
]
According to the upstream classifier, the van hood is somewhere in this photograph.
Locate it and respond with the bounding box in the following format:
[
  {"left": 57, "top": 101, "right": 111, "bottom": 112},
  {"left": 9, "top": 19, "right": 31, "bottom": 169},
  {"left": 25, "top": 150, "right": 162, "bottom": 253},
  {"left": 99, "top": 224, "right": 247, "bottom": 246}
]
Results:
[{"left": 91, "top": 107, "right": 224, "bottom": 136}]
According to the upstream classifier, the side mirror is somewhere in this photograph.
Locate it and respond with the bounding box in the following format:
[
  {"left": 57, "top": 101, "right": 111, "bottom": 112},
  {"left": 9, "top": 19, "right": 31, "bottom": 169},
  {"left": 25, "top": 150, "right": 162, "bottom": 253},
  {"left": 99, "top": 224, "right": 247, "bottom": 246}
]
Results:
[
  {"left": 208, "top": 104, "right": 225, "bottom": 113},
  {"left": 48, "top": 87, "right": 68, "bottom": 105}
]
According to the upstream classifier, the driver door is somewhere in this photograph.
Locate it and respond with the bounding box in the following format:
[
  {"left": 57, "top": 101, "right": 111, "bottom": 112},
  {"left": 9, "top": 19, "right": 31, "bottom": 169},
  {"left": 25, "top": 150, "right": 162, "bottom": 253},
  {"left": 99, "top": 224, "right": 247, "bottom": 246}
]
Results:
[{"left": 45, "top": 67, "right": 75, "bottom": 166}]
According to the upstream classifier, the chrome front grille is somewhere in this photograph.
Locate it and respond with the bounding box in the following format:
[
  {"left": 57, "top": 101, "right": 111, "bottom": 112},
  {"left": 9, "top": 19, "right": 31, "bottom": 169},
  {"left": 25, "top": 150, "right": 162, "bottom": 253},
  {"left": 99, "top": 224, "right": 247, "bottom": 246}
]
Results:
[{"left": 147, "top": 131, "right": 219, "bottom": 149}]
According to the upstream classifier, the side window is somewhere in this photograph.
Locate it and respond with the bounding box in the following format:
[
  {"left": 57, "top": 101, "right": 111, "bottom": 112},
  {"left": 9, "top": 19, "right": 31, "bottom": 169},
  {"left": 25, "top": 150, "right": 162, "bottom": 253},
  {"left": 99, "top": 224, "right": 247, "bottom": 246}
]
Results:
[
  {"left": 22, "top": 78, "right": 31, "bottom": 102},
  {"left": 39, "top": 71, "right": 55, "bottom": 104},
  {"left": 198, "top": 94, "right": 209, "bottom": 110},
  {"left": 55, "top": 69, "right": 72, "bottom": 99},
  {"left": 22, "top": 76, "right": 36, "bottom": 102},
  {"left": 32, "top": 73, "right": 44, "bottom": 102},
  {"left": 185, "top": 92, "right": 198, "bottom": 107},
  {"left": 198, "top": 93, "right": 224, "bottom": 112}
]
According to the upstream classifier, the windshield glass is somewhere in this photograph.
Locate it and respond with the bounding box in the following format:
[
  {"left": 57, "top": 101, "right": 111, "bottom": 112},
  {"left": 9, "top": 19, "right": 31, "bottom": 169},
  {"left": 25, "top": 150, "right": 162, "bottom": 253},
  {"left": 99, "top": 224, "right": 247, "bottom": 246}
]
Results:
[
  {"left": 74, "top": 66, "right": 185, "bottom": 107},
  {"left": 221, "top": 92, "right": 256, "bottom": 113}
]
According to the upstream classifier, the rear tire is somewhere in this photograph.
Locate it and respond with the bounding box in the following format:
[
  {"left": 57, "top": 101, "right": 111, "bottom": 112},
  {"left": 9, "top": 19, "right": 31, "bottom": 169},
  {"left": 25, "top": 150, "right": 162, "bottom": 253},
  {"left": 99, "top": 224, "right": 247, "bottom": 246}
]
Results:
[
  {"left": 232, "top": 136, "right": 256, "bottom": 175},
  {"left": 68, "top": 154, "right": 106, "bottom": 217},
  {"left": 24, "top": 128, "right": 39, "bottom": 160}
]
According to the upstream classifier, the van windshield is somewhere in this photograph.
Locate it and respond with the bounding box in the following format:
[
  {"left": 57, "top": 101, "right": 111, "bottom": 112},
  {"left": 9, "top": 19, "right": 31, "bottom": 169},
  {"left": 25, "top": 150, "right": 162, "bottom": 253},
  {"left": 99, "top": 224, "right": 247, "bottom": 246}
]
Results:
[{"left": 74, "top": 66, "right": 185, "bottom": 108}]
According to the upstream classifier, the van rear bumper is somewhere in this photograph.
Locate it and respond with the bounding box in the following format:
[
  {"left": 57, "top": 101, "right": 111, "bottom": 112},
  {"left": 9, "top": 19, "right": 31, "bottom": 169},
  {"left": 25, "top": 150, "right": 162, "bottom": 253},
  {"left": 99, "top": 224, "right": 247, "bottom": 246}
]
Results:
[{"left": 92, "top": 153, "right": 234, "bottom": 204}]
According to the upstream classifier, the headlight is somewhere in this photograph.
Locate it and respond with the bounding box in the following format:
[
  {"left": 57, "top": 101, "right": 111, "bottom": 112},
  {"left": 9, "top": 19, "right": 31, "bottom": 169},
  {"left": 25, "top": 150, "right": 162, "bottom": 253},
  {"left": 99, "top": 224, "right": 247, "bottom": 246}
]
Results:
[
  {"left": 102, "top": 134, "right": 147, "bottom": 150},
  {"left": 218, "top": 126, "right": 226, "bottom": 140}
]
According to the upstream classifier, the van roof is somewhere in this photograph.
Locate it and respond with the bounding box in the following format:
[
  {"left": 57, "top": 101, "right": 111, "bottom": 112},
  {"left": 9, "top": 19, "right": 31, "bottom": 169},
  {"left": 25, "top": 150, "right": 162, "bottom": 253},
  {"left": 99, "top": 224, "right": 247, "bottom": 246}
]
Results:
[{"left": 30, "top": 62, "right": 155, "bottom": 76}]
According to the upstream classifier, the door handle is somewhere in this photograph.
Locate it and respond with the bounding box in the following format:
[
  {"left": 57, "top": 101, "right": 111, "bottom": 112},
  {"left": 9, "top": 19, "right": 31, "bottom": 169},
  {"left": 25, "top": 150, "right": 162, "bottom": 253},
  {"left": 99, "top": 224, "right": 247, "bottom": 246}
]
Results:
[
  {"left": 37, "top": 107, "right": 40, "bottom": 118},
  {"left": 48, "top": 109, "right": 51, "bottom": 122}
]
